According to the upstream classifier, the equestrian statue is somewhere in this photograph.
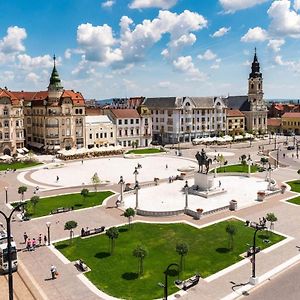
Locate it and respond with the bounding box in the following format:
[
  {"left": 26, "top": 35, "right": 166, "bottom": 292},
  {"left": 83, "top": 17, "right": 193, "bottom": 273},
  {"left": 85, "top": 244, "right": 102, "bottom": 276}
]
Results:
[{"left": 195, "top": 149, "right": 212, "bottom": 174}]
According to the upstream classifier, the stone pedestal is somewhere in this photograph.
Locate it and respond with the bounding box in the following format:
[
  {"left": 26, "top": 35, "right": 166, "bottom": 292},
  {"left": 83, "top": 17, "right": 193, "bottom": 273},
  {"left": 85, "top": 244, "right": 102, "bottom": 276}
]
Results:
[
  {"left": 249, "top": 276, "right": 259, "bottom": 285},
  {"left": 194, "top": 173, "right": 214, "bottom": 191}
]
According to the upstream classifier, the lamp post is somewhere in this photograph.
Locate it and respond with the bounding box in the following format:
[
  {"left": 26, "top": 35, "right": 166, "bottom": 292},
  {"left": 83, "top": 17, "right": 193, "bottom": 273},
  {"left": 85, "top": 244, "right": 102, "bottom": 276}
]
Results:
[
  {"left": 213, "top": 156, "right": 217, "bottom": 178},
  {"left": 5, "top": 186, "right": 8, "bottom": 204},
  {"left": 134, "top": 181, "right": 140, "bottom": 210},
  {"left": 276, "top": 147, "right": 280, "bottom": 168},
  {"left": 46, "top": 221, "right": 51, "bottom": 246},
  {"left": 133, "top": 167, "right": 139, "bottom": 183},
  {"left": 245, "top": 220, "right": 266, "bottom": 285},
  {"left": 274, "top": 133, "right": 277, "bottom": 150},
  {"left": 247, "top": 156, "right": 252, "bottom": 175},
  {"left": 184, "top": 181, "right": 189, "bottom": 210},
  {"left": 0, "top": 203, "right": 24, "bottom": 300},
  {"left": 118, "top": 176, "right": 125, "bottom": 206},
  {"left": 163, "top": 263, "right": 179, "bottom": 300}
]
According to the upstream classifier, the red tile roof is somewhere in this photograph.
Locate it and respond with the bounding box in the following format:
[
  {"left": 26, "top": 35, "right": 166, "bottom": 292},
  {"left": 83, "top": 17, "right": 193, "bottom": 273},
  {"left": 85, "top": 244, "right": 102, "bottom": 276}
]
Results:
[
  {"left": 226, "top": 109, "right": 244, "bottom": 117},
  {"left": 110, "top": 109, "right": 140, "bottom": 118},
  {"left": 282, "top": 112, "right": 300, "bottom": 118},
  {"left": 0, "top": 88, "right": 21, "bottom": 105},
  {"left": 267, "top": 118, "right": 281, "bottom": 127}
]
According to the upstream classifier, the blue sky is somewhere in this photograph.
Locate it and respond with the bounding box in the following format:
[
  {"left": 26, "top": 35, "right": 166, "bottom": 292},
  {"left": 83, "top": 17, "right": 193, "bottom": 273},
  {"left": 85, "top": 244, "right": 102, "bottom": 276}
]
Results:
[{"left": 0, "top": 0, "right": 300, "bottom": 99}]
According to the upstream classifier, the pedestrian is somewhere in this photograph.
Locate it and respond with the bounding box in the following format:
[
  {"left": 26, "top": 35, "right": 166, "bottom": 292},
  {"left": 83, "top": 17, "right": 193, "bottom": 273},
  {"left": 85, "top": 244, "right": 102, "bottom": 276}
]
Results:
[
  {"left": 166, "top": 164, "right": 168, "bottom": 169},
  {"left": 81, "top": 159, "right": 83, "bottom": 164},
  {"left": 38, "top": 234, "right": 42, "bottom": 246},
  {"left": 50, "top": 265, "right": 57, "bottom": 280},
  {"left": 56, "top": 176, "right": 59, "bottom": 182},
  {"left": 23, "top": 232, "right": 28, "bottom": 244},
  {"left": 44, "top": 235, "right": 47, "bottom": 245},
  {"left": 26, "top": 238, "right": 31, "bottom": 251},
  {"left": 32, "top": 238, "right": 36, "bottom": 250},
  {"left": 219, "top": 180, "right": 221, "bottom": 188}
]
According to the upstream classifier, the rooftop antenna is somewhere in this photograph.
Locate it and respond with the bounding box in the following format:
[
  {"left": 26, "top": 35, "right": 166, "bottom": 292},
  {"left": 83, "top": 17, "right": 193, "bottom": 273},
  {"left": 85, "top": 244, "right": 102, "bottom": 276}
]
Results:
[{"left": 53, "top": 54, "right": 56, "bottom": 67}]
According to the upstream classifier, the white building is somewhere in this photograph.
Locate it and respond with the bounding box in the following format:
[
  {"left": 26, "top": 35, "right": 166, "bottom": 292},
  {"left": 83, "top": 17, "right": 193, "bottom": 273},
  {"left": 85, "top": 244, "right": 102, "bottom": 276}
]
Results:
[
  {"left": 85, "top": 115, "right": 116, "bottom": 148},
  {"left": 144, "top": 96, "right": 227, "bottom": 144}
]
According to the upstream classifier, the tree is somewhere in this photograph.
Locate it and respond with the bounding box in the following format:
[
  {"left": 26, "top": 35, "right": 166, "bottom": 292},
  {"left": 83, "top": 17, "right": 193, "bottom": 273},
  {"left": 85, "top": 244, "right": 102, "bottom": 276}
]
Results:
[
  {"left": 133, "top": 245, "right": 147, "bottom": 276},
  {"left": 91, "top": 172, "right": 100, "bottom": 191},
  {"left": 30, "top": 196, "right": 39, "bottom": 213},
  {"left": 124, "top": 208, "right": 135, "bottom": 229},
  {"left": 266, "top": 213, "right": 278, "bottom": 236},
  {"left": 27, "top": 150, "right": 36, "bottom": 162},
  {"left": 18, "top": 186, "right": 27, "bottom": 201},
  {"left": 106, "top": 227, "right": 119, "bottom": 255},
  {"left": 64, "top": 220, "right": 78, "bottom": 243},
  {"left": 226, "top": 223, "right": 237, "bottom": 250},
  {"left": 260, "top": 157, "right": 268, "bottom": 168},
  {"left": 81, "top": 188, "right": 89, "bottom": 201},
  {"left": 176, "top": 242, "right": 189, "bottom": 272},
  {"left": 217, "top": 154, "right": 225, "bottom": 172},
  {"left": 298, "top": 169, "right": 300, "bottom": 179}
]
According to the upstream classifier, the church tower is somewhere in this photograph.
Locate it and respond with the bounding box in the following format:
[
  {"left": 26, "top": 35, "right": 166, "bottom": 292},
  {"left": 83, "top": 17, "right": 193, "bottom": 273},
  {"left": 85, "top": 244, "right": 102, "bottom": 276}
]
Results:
[
  {"left": 48, "top": 55, "right": 63, "bottom": 102},
  {"left": 248, "top": 48, "right": 264, "bottom": 110}
]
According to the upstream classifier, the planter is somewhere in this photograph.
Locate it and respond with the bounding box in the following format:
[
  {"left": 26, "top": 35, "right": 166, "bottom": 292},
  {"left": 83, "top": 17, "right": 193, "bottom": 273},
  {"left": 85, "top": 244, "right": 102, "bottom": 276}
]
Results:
[
  {"left": 229, "top": 200, "right": 237, "bottom": 211},
  {"left": 196, "top": 208, "right": 203, "bottom": 220},
  {"left": 257, "top": 191, "right": 266, "bottom": 201},
  {"left": 281, "top": 185, "right": 287, "bottom": 194}
]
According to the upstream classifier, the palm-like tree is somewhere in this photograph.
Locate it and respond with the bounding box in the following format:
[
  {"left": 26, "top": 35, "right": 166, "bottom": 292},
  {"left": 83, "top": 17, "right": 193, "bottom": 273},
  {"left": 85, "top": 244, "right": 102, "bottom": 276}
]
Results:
[
  {"left": 226, "top": 223, "right": 237, "bottom": 251},
  {"left": 266, "top": 213, "right": 278, "bottom": 236},
  {"left": 30, "top": 196, "right": 39, "bottom": 213},
  {"left": 124, "top": 208, "right": 135, "bottom": 229},
  {"left": 81, "top": 188, "right": 89, "bottom": 201},
  {"left": 91, "top": 173, "right": 100, "bottom": 191},
  {"left": 176, "top": 242, "right": 189, "bottom": 272},
  {"left": 106, "top": 227, "right": 119, "bottom": 255},
  {"left": 132, "top": 245, "right": 147, "bottom": 276},
  {"left": 18, "top": 186, "right": 27, "bottom": 201}
]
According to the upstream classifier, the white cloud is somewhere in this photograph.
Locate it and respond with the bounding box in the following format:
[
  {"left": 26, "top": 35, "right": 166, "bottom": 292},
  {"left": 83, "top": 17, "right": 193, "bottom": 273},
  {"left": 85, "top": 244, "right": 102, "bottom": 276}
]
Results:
[
  {"left": 274, "top": 54, "right": 300, "bottom": 72},
  {"left": 76, "top": 10, "right": 207, "bottom": 69},
  {"left": 17, "top": 54, "right": 54, "bottom": 69},
  {"left": 102, "top": 0, "right": 115, "bottom": 8},
  {"left": 295, "top": 0, "right": 300, "bottom": 11},
  {"left": 268, "top": 39, "right": 285, "bottom": 52},
  {"left": 26, "top": 72, "right": 39, "bottom": 83},
  {"left": 220, "top": 0, "right": 269, "bottom": 13},
  {"left": 211, "top": 64, "right": 220, "bottom": 69},
  {"left": 0, "top": 26, "right": 27, "bottom": 54},
  {"left": 198, "top": 49, "right": 217, "bottom": 60},
  {"left": 268, "top": 0, "right": 300, "bottom": 38},
  {"left": 212, "top": 27, "right": 231, "bottom": 38},
  {"left": 129, "top": 0, "right": 177, "bottom": 9},
  {"left": 243, "top": 60, "right": 251, "bottom": 66},
  {"left": 173, "top": 56, "right": 206, "bottom": 80},
  {"left": 158, "top": 81, "right": 171, "bottom": 88},
  {"left": 65, "top": 48, "right": 72, "bottom": 59},
  {"left": 161, "top": 49, "right": 169, "bottom": 58},
  {"left": 241, "top": 26, "right": 268, "bottom": 42}
]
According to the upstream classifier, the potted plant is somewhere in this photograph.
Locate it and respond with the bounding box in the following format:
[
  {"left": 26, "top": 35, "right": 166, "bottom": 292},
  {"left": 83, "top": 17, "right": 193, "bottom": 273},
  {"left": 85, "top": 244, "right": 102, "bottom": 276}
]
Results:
[
  {"left": 196, "top": 208, "right": 203, "bottom": 219},
  {"left": 280, "top": 184, "right": 287, "bottom": 194},
  {"left": 257, "top": 191, "right": 266, "bottom": 201}
]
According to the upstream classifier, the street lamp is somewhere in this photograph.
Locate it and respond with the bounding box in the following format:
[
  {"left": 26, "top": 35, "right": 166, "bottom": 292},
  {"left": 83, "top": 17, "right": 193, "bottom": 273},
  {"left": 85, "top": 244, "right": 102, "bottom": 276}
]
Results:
[
  {"left": 4, "top": 186, "right": 8, "bottom": 204},
  {"left": 276, "top": 147, "right": 280, "bottom": 168},
  {"left": 184, "top": 181, "right": 189, "bottom": 210},
  {"left": 134, "top": 181, "right": 140, "bottom": 210},
  {"left": 247, "top": 156, "right": 252, "bottom": 175},
  {"left": 245, "top": 220, "right": 266, "bottom": 285},
  {"left": 274, "top": 133, "right": 277, "bottom": 150},
  {"left": 0, "top": 203, "right": 24, "bottom": 300},
  {"left": 46, "top": 221, "right": 51, "bottom": 246},
  {"left": 162, "top": 263, "right": 179, "bottom": 300},
  {"left": 213, "top": 156, "right": 218, "bottom": 178},
  {"left": 118, "top": 176, "right": 125, "bottom": 206},
  {"left": 133, "top": 167, "right": 139, "bottom": 182}
]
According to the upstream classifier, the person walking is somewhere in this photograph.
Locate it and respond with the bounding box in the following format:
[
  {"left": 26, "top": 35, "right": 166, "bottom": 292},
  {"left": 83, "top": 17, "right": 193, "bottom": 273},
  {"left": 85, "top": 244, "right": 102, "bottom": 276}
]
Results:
[
  {"left": 50, "top": 265, "right": 57, "bottom": 280},
  {"left": 44, "top": 235, "right": 47, "bottom": 245},
  {"left": 26, "top": 238, "right": 31, "bottom": 251},
  {"left": 23, "top": 232, "right": 28, "bottom": 244},
  {"left": 32, "top": 238, "right": 36, "bottom": 250},
  {"left": 219, "top": 180, "right": 221, "bottom": 188},
  {"left": 38, "top": 234, "right": 42, "bottom": 246},
  {"left": 56, "top": 176, "right": 59, "bottom": 182}
]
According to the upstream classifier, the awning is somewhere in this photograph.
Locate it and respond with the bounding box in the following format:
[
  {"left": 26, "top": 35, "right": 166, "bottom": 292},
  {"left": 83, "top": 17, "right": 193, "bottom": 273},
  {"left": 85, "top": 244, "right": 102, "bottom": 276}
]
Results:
[
  {"left": 28, "top": 142, "right": 44, "bottom": 149},
  {"left": 54, "top": 145, "right": 60, "bottom": 150},
  {"left": 22, "top": 147, "right": 29, "bottom": 153}
]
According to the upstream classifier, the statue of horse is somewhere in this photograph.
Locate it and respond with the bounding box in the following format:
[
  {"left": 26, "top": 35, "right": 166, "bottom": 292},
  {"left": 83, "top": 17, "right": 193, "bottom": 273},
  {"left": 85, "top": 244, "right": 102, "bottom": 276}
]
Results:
[{"left": 195, "top": 150, "right": 212, "bottom": 174}]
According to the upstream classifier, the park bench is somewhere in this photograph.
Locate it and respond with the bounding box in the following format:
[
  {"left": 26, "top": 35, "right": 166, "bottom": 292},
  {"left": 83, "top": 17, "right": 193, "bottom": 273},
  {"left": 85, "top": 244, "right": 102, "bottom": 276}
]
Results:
[
  {"left": 51, "top": 207, "right": 73, "bottom": 214},
  {"left": 75, "top": 259, "right": 88, "bottom": 272},
  {"left": 81, "top": 226, "right": 105, "bottom": 237},
  {"left": 182, "top": 274, "right": 200, "bottom": 291}
]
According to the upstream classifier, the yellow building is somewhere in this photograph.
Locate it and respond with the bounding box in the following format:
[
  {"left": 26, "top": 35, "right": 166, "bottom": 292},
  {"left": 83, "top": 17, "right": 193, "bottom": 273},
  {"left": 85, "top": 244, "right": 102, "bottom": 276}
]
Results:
[
  {"left": 282, "top": 112, "right": 300, "bottom": 135},
  {"left": 226, "top": 109, "right": 245, "bottom": 134}
]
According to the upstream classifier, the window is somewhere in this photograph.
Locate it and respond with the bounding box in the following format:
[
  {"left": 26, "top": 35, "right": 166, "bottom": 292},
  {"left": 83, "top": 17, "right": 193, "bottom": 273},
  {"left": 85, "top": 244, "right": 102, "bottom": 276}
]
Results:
[
  {"left": 136, "top": 119, "right": 139, "bottom": 124},
  {"left": 0, "top": 132, "right": 2, "bottom": 139},
  {"left": 118, "top": 119, "right": 122, "bottom": 125},
  {"left": 5, "top": 132, "right": 9, "bottom": 139},
  {"left": 124, "top": 119, "right": 128, "bottom": 125},
  {"left": 119, "top": 129, "right": 122, "bottom": 136},
  {"left": 131, "top": 129, "right": 134, "bottom": 135},
  {"left": 96, "top": 133, "right": 99, "bottom": 138},
  {"left": 104, "top": 133, "right": 107, "bottom": 138},
  {"left": 125, "top": 130, "right": 128, "bottom": 136},
  {"left": 136, "top": 129, "right": 139, "bottom": 135},
  {"left": 130, "top": 119, "right": 134, "bottom": 124},
  {"left": 4, "top": 120, "right": 9, "bottom": 128},
  {"left": 66, "top": 118, "right": 70, "bottom": 125},
  {"left": 3, "top": 108, "right": 8, "bottom": 116},
  {"left": 110, "top": 132, "right": 113, "bottom": 138}
]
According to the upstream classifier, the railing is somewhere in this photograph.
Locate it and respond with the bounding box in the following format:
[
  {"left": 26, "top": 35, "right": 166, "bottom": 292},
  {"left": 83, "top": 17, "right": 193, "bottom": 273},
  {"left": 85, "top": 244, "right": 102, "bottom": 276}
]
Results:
[{"left": 137, "top": 209, "right": 184, "bottom": 217}]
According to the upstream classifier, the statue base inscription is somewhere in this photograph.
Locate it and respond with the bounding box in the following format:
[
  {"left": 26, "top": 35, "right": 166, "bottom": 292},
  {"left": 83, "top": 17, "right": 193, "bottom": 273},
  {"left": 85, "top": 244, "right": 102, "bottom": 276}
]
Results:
[{"left": 194, "top": 173, "right": 214, "bottom": 191}]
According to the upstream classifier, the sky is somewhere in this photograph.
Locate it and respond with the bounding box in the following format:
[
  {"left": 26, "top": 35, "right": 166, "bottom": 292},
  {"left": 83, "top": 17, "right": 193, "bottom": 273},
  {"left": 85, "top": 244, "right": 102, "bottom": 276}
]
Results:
[{"left": 0, "top": 0, "right": 300, "bottom": 99}]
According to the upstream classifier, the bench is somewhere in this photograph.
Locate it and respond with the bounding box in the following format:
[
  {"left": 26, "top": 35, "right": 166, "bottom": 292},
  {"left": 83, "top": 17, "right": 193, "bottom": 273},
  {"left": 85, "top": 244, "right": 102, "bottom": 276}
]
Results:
[
  {"left": 182, "top": 274, "right": 200, "bottom": 291},
  {"left": 51, "top": 207, "right": 73, "bottom": 214},
  {"left": 75, "top": 259, "right": 88, "bottom": 272},
  {"left": 81, "top": 226, "right": 105, "bottom": 237}
]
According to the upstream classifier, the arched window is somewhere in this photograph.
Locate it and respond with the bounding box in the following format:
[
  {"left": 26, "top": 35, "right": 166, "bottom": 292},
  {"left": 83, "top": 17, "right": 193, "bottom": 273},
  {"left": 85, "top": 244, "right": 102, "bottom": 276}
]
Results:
[
  {"left": 251, "top": 83, "right": 254, "bottom": 89},
  {"left": 258, "top": 83, "right": 261, "bottom": 89},
  {"left": 0, "top": 132, "right": 2, "bottom": 139}
]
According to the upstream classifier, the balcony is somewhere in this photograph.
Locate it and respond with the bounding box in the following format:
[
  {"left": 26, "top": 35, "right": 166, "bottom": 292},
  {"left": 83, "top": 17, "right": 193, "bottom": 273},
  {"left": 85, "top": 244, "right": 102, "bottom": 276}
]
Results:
[
  {"left": 46, "top": 124, "right": 59, "bottom": 128},
  {"left": 46, "top": 134, "right": 59, "bottom": 138}
]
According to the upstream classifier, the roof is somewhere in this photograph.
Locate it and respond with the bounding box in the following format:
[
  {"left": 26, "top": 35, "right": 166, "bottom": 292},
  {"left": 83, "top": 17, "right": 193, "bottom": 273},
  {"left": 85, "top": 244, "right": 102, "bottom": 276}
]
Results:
[
  {"left": 226, "top": 109, "right": 245, "bottom": 117},
  {"left": 12, "top": 91, "right": 48, "bottom": 101},
  {"left": 282, "top": 112, "right": 300, "bottom": 118},
  {"left": 144, "top": 97, "right": 178, "bottom": 108},
  {"left": 61, "top": 90, "right": 85, "bottom": 106},
  {"left": 185, "top": 96, "right": 216, "bottom": 108},
  {"left": 267, "top": 118, "right": 281, "bottom": 127},
  {"left": 86, "top": 107, "right": 103, "bottom": 115},
  {"left": 0, "top": 88, "right": 21, "bottom": 105},
  {"left": 223, "top": 96, "right": 250, "bottom": 111},
  {"left": 86, "top": 115, "right": 112, "bottom": 124},
  {"left": 110, "top": 109, "right": 140, "bottom": 118}
]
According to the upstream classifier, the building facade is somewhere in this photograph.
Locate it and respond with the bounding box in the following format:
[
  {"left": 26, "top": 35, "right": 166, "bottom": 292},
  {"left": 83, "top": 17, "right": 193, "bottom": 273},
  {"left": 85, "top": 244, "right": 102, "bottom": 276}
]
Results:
[
  {"left": 281, "top": 112, "right": 300, "bottom": 135},
  {"left": 0, "top": 88, "right": 25, "bottom": 155},
  {"left": 144, "top": 96, "right": 227, "bottom": 144},
  {"left": 85, "top": 115, "right": 116, "bottom": 148},
  {"left": 226, "top": 109, "right": 245, "bottom": 134}
]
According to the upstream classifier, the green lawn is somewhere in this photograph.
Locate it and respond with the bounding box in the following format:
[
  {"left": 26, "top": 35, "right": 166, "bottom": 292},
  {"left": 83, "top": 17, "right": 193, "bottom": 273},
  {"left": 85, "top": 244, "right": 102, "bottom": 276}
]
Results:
[
  {"left": 13, "top": 191, "right": 114, "bottom": 218},
  {"left": 216, "top": 164, "right": 259, "bottom": 173},
  {"left": 126, "top": 148, "right": 165, "bottom": 155},
  {"left": 55, "top": 220, "right": 284, "bottom": 300},
  {"left": 287, "top": 196, "right": 300, "bottom": 205},
  {"left": 0, "top": 161, "right": 41, "bottom": 171},
  {"left": 286, "top": 180, "right": 300, "bottom": 193}
]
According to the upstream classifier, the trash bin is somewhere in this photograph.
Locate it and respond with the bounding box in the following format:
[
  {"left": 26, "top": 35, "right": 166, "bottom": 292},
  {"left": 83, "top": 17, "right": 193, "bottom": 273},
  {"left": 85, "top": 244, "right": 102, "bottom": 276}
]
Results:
[{"left": 229, "top": 200, "right": 237, "bottom": 211}]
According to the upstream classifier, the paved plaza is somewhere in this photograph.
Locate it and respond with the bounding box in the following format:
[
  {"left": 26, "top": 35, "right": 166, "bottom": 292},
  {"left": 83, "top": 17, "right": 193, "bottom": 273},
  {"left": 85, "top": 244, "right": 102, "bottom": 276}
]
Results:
[{"left": 1, "top": 137, "right": 300, "bottom": 300}]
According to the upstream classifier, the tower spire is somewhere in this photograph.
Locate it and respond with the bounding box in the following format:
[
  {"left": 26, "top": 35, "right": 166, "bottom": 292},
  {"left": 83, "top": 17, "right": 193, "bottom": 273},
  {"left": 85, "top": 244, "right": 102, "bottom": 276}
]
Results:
[
  {"left": 53, "top": 54, "right": 56, "bottom": 67},
  {"left": 249, "top": 47, "right": 261, "bottom": 79}
]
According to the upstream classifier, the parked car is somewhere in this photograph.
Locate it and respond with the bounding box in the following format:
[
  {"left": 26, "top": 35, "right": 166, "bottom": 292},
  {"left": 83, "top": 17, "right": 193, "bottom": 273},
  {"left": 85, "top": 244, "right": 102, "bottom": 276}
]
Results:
[{"left": 287, "top": 146, "right": 295, "bottom": 150}]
